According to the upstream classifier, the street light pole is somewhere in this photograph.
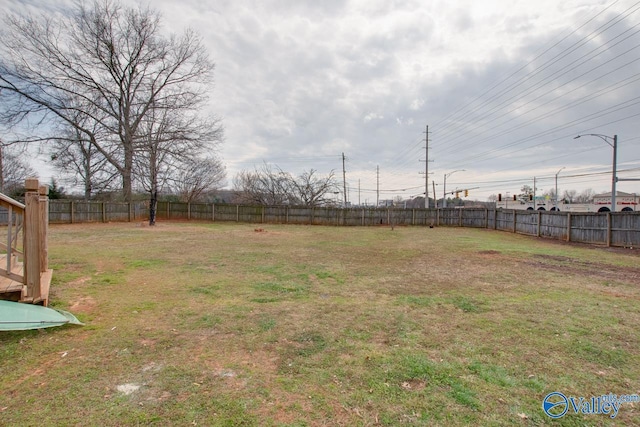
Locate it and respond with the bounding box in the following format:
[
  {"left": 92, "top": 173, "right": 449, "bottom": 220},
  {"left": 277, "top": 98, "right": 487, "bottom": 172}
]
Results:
[
  {"left": 574, "top": 134, "right": 617, "bottom": 212},
  {"left": 443, "top": 169, "right": 465, "bottom": 208},
  {"left": 555, "top": 167, "right": 565, "bottom": 210}
]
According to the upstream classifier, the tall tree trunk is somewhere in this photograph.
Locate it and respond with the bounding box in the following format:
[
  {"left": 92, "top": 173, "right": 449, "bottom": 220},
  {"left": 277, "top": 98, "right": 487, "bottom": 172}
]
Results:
[
  {"left": 149, "top": 190, "right": 157, "bottom": 226},
  {"left": 123, "top": 143, "right": 134, "bottom": 202}
]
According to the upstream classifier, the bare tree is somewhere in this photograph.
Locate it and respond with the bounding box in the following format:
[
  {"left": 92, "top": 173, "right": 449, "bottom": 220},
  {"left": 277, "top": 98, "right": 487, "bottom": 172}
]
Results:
[
  {"left": 170, "top": 157, "right": 226, "bottom": 204},
  {"left": 0, "top": 145, "right": 37, "bottom": 197},
  {"left": 49, "top": 116, "right": 119, "bottom": 200},
  {"left": 562, "top": 189, "right": 577, "bottom": 204},
  {"left": 134, "top": 99, "right": 223, "bottom": 224},
  {"left": 0, "top": 1, "right": 219, "bottom": 202},
  {"left": 234, "top": 165, "right": 337, "bottom": 206},
  {"left": 575, "top": 188, "right": 596, "bottom": 203},
  {"left": 233, "top": 164, "right": 294, "bottom": 205},
  {"left": 289, "top": 169, "right": 338, "bottom": 207}
]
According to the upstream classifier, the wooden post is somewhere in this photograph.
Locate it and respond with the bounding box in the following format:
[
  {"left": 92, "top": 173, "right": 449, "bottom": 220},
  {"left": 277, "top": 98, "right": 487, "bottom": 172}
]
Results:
[
  {"left": 362, "top": 208, "right": 366, "bottom": 226},
  {"left": 23, "top": 178, "right": 41, "bottom": 302},
  {"left": 212, "top": 204, "right": 215, "bottom": 222},
  {"left": 167, "top": 202, "right": 171, "bottom": 220},
  {"left": 459, "top": 208, "right": 463, "bottom": 227},
  {"left": 485, "top": 209, "right": 489, "bottom": 229},
  {"left": 285, "top": 206, "right": 289, "bottom": 224},
  {"left": 261, "top": 205, "right": 265, "bottom": 223},
  {"left": 512, "top": 210, "right": 517, "bottom": 233},
  {"left": 128, "top": 202, "right": 132, "bottom": 222},
  {"left": 39, "top": 185, "right": 49, "bottom": 273},
  {"left": 494, "top": 210, "right": 498, "bottom": 230},
  {"left": 70, "top": 200, "right": 75, "bottom": 224},
  {"left": 566, "top": 213, "right": 571, "bottom": 242},
  {"left": 188, "top": 202, "right": 191, "bottom": 220},
  {"left": 236, "top": 205, "right": 239, "bottom": 222},
  {"left": 537, "top": 211, "right": 541, "bottom": 237}
]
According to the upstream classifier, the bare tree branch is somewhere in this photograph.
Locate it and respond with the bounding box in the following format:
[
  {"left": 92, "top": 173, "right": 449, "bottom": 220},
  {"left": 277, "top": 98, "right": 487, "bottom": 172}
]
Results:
[{"left": 0, "top": 1, "right": 221, "bottom": 202}]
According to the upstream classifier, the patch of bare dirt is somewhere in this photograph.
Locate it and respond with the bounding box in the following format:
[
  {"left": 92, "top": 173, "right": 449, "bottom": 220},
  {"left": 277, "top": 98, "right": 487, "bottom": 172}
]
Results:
[
  {"left": 478, "top": 250, "right": 501, "bottom": 255},
  {"left": 523, "top": 255, "right": 640, "bottom": 286},
  {"left": 401, "top": 379, "right": 427, "bottom": 391},
  {"left": 69, "top": 296, "right": 97, "bottom": 313},
  {"left": 67, "top": 276, "right": 90, "bottom": 288}
]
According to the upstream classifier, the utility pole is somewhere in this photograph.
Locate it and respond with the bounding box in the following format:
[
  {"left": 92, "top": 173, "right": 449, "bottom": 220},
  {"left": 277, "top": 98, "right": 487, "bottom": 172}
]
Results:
[
  {"left": 342, "top": 152, "right": 348, "bottom": 208},
  {"left": 555, "top": 167, "right": 565, "bottom": 210},
  {"left": 376, "top": 165, "right": 380, "bottom": 207},
  {"left": 425, "top": 125, "right": 429, "bottom": 208},
  {"left": 612, "top": 135, "right": 617, "bottom": 212},
  {"left": 432, "top": 181, "right": 437, "bottom": 208}
]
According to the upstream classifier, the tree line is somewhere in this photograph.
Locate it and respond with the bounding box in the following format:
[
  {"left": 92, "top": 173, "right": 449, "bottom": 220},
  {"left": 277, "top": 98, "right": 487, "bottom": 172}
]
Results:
[
  {"left": 487, "top": 185, "right": 600, "bottom": 204},
  {"left": 0, "top": 1, "right": 224, "bottom": 224},
  {"left": 0, "top": 1, "right": 343, "bottom": 220}
]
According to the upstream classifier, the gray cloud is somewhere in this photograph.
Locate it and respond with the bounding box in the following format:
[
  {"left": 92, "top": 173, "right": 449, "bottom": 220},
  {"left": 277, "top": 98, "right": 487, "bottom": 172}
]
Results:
[{"left": 10, "top": 0, "right": 640, "bottom": 200}]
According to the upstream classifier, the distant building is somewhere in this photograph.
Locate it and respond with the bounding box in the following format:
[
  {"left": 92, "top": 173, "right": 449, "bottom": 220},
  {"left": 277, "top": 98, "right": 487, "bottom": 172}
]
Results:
[
  {"left": 496, "top": 191, "right": 638, "bottom": 212},
  {"left": 592, "top": 191, "right": 638, "bottom": 212}
]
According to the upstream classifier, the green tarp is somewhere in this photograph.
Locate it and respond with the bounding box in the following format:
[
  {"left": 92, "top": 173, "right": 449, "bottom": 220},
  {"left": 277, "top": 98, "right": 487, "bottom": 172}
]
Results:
[{"left": 0, "top": 300, "right": 83, "bottom": 331}]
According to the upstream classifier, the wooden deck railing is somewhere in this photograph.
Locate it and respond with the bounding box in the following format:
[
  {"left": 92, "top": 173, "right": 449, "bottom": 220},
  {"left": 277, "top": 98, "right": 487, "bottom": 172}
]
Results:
[{"left": 0, "top": 178, "right": 52, "bottom": 305}]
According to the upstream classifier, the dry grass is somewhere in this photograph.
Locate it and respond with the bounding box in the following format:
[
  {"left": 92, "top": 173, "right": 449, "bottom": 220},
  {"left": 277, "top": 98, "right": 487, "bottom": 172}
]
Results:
[{"left": 1, "top": 222, "right": 639, "bottom": 426}]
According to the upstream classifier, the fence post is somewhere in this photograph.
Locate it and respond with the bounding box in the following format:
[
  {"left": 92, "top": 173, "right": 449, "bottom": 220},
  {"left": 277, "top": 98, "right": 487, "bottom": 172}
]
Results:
[
  {"left": 188, "top": 202, "right": 191, "bottom": 220},
  {"left": 212, "top": 204, "right": 215, "bottom": 222},
  {"left": 494, "top": 210, "right": 497, "bottom": 230},
  {"left": 566, "top": 213, "right": 571, "bottom": 242},
  {"left": 236, "top": 205, "right": 239, "bottom": 222},
  {"left": 128, "top": 202, "right": 132, "bottom": 222},
  {"left": 512, "top": 210, "right": 517, "bottom": 233},
  {"left": 102, "top": 201, "right": 106, "bottom": 223},
  {"left": 606, "top": 212, "right": 611, "bottom": 247},
  {"left": 285, "top": 206, "right": 289, "bottom": 224},
  {"left": 537, "top": 211, "right": 541, "bottom": 237},
  {"left": 459, "top": 208, "right": 463, "bottom": 227},
  {"left": 262, "top": 205, "right": 265, "bottom": 223},
  {"left": 70, "top": 200, "right": 75, "bottom": 224}
]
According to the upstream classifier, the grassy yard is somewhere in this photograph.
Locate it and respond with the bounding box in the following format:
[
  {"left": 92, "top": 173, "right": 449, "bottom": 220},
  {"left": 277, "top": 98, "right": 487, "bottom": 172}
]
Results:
[{"left": 1, "top": 222, "right": 639, "bottom": 426}]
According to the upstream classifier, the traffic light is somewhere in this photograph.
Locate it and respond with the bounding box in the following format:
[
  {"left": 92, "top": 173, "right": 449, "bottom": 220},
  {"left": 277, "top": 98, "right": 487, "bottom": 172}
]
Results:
[
  {"left": 529, "top": 194, "right": 533, "bottom": 201},
  {"left": 513, "top": 195, "right": 517, "bottom": 201},
  {"left": 464, "top": 189, "right": 469, "bottom": 197},
  {"left": 455, "top": 191, "right": 460, "bottom": 198},
  {"left": 498, "top": 193, "right": 502, "bottom": 201}
]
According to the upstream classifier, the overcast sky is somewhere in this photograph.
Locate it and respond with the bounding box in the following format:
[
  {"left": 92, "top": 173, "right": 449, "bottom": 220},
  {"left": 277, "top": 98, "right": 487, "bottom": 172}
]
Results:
[{"left": 9, "top": 0, "right": 640, "bottom": 202}]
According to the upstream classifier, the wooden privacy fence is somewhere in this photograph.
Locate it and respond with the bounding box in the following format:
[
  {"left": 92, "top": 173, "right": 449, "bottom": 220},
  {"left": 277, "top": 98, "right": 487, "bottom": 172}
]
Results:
[{"left": 22, "top": 201, "right": 639, "bottom": 248}]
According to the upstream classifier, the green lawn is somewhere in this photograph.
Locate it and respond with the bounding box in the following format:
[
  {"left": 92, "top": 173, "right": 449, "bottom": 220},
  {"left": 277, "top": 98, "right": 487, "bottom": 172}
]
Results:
[{"left": 1, "top": 222, "right": 639, "bottom": 426}]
